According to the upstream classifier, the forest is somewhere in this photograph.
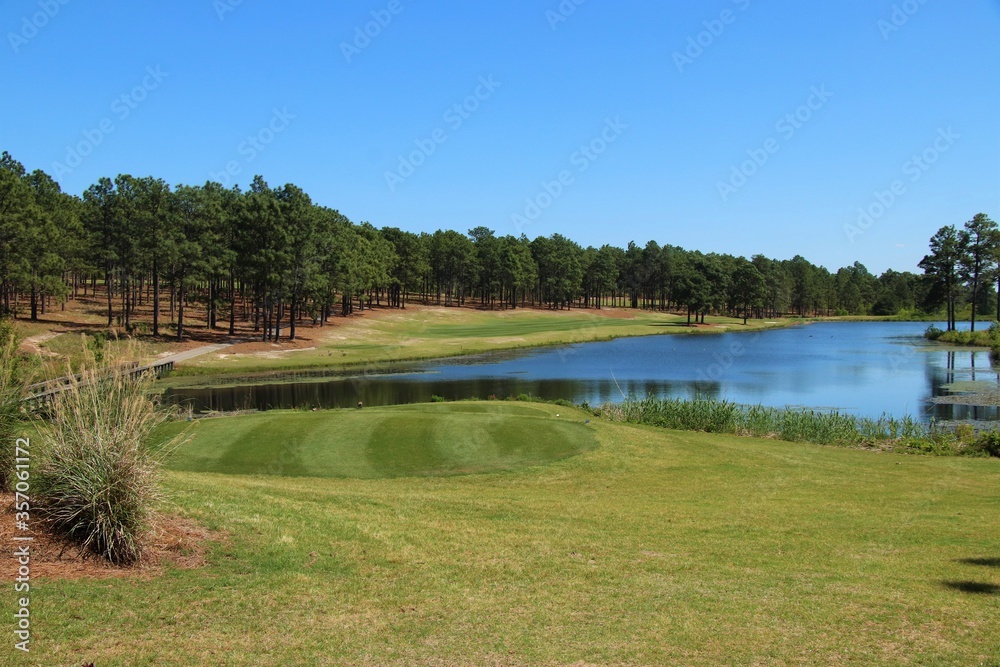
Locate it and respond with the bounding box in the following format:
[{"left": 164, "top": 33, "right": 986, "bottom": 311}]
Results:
[{"left": 0, "top": 150, "right": 989, "bottom": 341}]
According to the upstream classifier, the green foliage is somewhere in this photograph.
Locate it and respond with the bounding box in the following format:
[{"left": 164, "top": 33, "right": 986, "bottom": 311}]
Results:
[
  {"left": 34, "top": 342, "right": 178, "bottom": 565},
  {"left": 601, "top": 396, "right": 969, "bottom": 455},
  {"left": 86, "top": 330, "right": 108, "bottom": 364},
  {"left": 954, "top": 423, "right": 975, "bottom": 443},
  {"left": 920, "top": 215, "right": 1000, "bottom": 332},
  {"left": 128, "top": 321, "right": 150, "bottom": 336},
  {"left": 7, "top": 146, "right": 991, "bottom": 344},
  {"left": 967, "top": 430, "right": 1000, "bottom": 458},
  {"left": 929, "top": 327, "right": 1000, "bottom": 347},
  {"left": 430, "top": 394, "right": 447, "bottom": 403},
  {"left": 0, "top": 320, "right": 28, "bottom": 490}
]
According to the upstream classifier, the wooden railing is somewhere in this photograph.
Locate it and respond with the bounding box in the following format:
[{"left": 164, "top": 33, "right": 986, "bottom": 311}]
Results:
[{"left": 24, "top": 360, "right": 175, "bottom": 407}]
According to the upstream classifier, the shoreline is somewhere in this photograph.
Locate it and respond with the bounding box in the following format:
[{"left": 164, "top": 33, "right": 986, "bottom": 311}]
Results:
[
  {"left": 162, "top": 317, "right": 801, "bottom": 388},
  {"left": 160, "top": 317, "right": 931, "bottom": 391}
]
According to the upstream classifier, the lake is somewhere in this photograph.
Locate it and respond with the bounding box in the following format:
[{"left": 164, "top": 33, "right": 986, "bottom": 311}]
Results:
[{"left": 163, "top": 321, "right": 1000, "bottom": 423}]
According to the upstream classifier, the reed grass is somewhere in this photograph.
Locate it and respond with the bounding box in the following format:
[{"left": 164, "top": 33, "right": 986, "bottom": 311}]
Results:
[
  {"left": 0, "top": 320, "right": 29, "bottom": 490},
  {"left": 599, "top": 396, "right": 975, "bottom": 455},
  {"left": 33, "top": 338, "right": 180, "bottom": 565}
]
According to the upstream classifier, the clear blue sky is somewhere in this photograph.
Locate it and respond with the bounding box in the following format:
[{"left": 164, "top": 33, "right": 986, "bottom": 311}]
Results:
[{"left": 2, "top": 0, "right": 998, "bottom": 275}]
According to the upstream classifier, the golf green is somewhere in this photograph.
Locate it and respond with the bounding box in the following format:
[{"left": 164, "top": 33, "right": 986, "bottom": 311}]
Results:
[{"left": 163, "top": 402, "right": 597, "bottom": 479}]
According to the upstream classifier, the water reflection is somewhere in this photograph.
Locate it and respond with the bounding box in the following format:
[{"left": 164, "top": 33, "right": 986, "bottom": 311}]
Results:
[
  {"left": 922, "top": 349, "right": 1000, "bottom": 422},
  {"left": 165, "top": 377, "right": 727, "bottom": 413},
  {"left": 163, "top": 322, "right": 1000, "bottom": 423}
]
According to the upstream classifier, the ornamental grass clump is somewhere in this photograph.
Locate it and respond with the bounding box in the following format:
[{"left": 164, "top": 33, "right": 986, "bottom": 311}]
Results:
[
  {"left": 0, "top": 320, "right": 29, "bottom": 491},
  {"left": 34, "top": 339, "right": 176, "bottom": 565}
]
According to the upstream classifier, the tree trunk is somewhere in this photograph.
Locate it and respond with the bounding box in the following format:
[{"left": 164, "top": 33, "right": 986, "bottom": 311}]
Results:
[
  {"left": 229, "top": 271, "right": 236, "bottom": 336},
  {"left": 29, "top": 280, "right": 38, "bottom": 322},
  {"left": 176, "top": 280, "right": 185, "bottom": 342},
  {"left": 105, "top": 266, "right": 114, "bottom": 327},
  {"left": 123, "top": 270, "right": 130, "bottom": 330},
  {"left": 970, "top": 279, "right": 978, "bottom": 332},
  {"left": 152, "top": 260, "right": 160, "bottom": 337}
]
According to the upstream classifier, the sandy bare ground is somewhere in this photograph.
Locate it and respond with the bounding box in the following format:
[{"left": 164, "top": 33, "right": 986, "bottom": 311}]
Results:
[
  {"left": 155, "top": 343, "right": 234, "bottom": 365},
  {"left": 19, "top": 332, "right": 60, "bottom": 356}
]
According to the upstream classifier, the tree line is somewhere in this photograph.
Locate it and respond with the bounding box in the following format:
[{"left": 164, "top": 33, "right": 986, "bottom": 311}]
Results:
[{"left": 0, "top": 150, "right": 948, "bottom": 341}]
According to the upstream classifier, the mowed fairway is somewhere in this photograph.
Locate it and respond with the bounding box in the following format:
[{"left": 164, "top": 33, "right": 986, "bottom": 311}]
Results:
[
  {"left": 20, "top": 403, "right": 1000, "bottom": 666},
  {"left": 172, "top": 306, "right": 787, "bottom": 377}
]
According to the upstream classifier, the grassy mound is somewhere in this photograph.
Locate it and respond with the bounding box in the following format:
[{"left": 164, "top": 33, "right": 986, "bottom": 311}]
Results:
[{"left": 161, "top": 402, "right": 598, "bottom": 479}]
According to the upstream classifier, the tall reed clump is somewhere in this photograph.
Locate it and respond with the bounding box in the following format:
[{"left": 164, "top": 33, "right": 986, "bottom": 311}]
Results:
[
  {"left": 34, "top": 338, "right": 176, "bottom": 565},
  {"left": 0, "top": 320, "right": 29, "bottom": 491},
  {"left": 600, "top": 396, "right": 951, "bottom": 453}
]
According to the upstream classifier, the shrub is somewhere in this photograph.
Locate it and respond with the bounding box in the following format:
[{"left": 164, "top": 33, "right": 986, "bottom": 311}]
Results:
[
  {"left": 85, "top": 331, "right": 108, "bottom": 364},
  {"left": 968, "top": 430, "right": 1000, "bottom": 458},
  {"left": 924, "top": 325, "right": 944, "bottom": 341},
  {"left": 430, "top": 395, "right": 447, "bottom": 403},
  {"left": 34, "top": 340, "right": 178, "bottom": 565},
  {"left": 127, "top": 321, "right": 150, "bottom": 336},
  {"left": 954, "top": 423, "right": 975, "bottom": 444}
]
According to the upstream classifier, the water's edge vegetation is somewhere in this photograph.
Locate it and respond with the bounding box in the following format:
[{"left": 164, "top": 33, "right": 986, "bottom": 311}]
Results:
[
  {"left": 597, "top": 396, "right": 1000, "bottom": 457},
  {"left": 925, "top": 321, "right": 1000, "bottom": 359}
]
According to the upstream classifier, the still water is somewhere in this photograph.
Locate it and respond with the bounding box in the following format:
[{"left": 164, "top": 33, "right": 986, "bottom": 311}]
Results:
[{"left": 163, "top": 322, "right": 1000, "bottom": 423}]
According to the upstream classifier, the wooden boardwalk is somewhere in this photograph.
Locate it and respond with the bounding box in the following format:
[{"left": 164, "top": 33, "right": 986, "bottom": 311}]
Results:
[
  {"left": 24, "top": 360, "right": 175, "bottom": 407},
  {"left": 22, "top": 343, "right": 230, "bottom": 409}
]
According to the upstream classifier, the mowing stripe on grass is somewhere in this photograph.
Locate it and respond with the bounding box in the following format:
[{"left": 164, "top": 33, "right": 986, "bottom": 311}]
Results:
[{"left": 160, "top": 402, "right": 598, "bottom": 479}]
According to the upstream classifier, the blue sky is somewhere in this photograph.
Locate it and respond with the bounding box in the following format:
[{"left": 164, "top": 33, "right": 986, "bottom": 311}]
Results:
[{"left": 2, "top": 0, "right": 998, "bottom": 275}]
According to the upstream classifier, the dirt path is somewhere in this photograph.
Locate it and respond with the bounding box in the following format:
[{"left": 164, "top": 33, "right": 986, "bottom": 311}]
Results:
[
  {"left": 20, "top": 332, "right": 60, "bottom": 355},
  {"left": 155, "top": 343, "right": 234, "bottom": 366}
]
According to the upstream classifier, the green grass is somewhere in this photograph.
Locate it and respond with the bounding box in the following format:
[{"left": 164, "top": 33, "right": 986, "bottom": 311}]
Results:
[
  {"left": 14, "top": 402, "right": 1000, "bottom": 666},
  {"left": 173, "top": 307, "right": 788, "bottom": 378},
  {"left": 160, "top": 402, "right": 597, "bottom": 478}
]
